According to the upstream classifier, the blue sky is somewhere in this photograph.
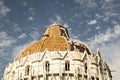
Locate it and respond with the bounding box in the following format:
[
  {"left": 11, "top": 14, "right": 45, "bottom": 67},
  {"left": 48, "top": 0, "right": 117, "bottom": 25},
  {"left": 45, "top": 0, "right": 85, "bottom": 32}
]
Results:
[{"left": 0, "top": 0, "right": 120, "bottom": 79}]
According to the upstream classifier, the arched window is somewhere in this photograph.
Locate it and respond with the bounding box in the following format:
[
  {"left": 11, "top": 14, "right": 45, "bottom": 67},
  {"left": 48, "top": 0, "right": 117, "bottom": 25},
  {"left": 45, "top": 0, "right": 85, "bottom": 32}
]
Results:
[
  {"left": 25, "top": 65, "right": 30, "bottom": 76},
  {"left": 45, "top": 61, "right": 50, "bottom": 72},
  {"left": 65, "top": 61, "right": 70, "bottom": 71}
]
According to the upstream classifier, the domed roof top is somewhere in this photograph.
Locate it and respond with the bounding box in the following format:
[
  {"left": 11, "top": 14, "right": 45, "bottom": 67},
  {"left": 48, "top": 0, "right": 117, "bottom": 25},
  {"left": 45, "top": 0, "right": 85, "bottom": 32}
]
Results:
[{"left": 15, "top": 23, "right": 92, "bottom": 60}]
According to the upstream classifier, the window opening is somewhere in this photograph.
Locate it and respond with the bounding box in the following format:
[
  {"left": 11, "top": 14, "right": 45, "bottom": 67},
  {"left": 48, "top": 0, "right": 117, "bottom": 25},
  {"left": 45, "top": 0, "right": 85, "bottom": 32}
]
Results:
[
  {"left": 65, "top": 61, "right": 70, "bottom": 71},
  {"left": 25, "top": 65, "right": 30, "bottom": 76},
  {"left": 45, "top": 61, "right": 50, "bottom": 72}
]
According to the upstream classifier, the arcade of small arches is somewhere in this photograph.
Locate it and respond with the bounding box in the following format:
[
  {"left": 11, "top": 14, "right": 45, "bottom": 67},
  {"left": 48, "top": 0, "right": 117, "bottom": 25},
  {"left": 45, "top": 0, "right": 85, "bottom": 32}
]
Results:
[{"left": 11, "top": 60, "right": 99, "bottom": 80}]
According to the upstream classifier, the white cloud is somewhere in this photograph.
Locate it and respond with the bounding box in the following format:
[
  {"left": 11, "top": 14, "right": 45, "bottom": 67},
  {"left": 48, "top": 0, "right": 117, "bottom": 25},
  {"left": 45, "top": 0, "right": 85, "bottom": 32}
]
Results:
[
  {"left": 95, "top": 14, "right": 104, "bottom": 19},
  {"left": 50, "top": 15, "right": 68, "bottom": 26},
  {"left": 87, "top": 24, "right": 120, "bottom": 79},
  {"left": 23, "top": 1, "right": 28, "bottom": 6},
  {"left": 55, "top": 15, "right": 63, "bottom": 24},
  {"left": 29, "top": 8, "right": 35, "bottom": 16},
  {"left": 105, "top": 0, "right": 112, "bottom": 2},
  {"left": 83, "top": 27, "right": 91, "bottom": 35},
  {"left": 0, "top": 1, "right": 10, "bottom": 19},
  {"left": 28, "top": 16, "right": 34, "bottom": 21},
  {"left": 29, "top": 8, "right": 34, "bottom": 11},
  {"left": 103, "top": 17, "right": 109, "bottom": 22},
  {"left": 100, "top": 38, "right": 120, "bottom": 80},
  {"left": 29, "top": 31, "right": 40, "bottom": 40},
  {"left": 96, "top": 26, "right": 100, "bottom": 30},
  {"left": 88, "top": 19, "right": 97, "bottom": 25},
  {"left": 63, "top": 23, "right": 69, "bottom": 28},
  {"left": 105, "top": 12, "right": 119, "bottom": 18},
  {"left": 0, "top": 49, "right": 4, "bottom": 57},
  {"left": 88, "top": 25, "right": 120, "bottom": 49},
  {"left": 18, "top": 33, "right": 27, "bottom": 39},
  {"left": 0, "top": 31, "right": 16, "bottom": 48},
  {"left": 49, "top": 15, "right": 64, "bottom": 24},
  {"left": 12, "top": 42, "right": 32, "bottom": 58},
  {"left": 12, "top": 23, "right": 21, "bottom": 32},
  {"left": 26, "top": 7, "right": 35, "bottom": 21}
]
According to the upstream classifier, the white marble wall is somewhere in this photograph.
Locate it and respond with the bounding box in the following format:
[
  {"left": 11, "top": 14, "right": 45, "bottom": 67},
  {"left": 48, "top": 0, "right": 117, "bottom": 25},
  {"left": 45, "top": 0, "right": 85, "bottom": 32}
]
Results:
[{"left": 3, "top": 50, "right": 112, "bottom": 80}]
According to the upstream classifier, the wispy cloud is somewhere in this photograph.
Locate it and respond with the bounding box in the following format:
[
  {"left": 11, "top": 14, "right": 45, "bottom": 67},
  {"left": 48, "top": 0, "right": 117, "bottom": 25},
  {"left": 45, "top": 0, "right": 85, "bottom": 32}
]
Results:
[
  {"left": 18, "top": 33, "right": 27, "bottom": 39},
  {"left": 12, "top": 41, "right": 32, "bottom": 58},
  {"left": 49, "top": 15, "right": 64, "bottom": 24},
  {"left": 96, "top": 26, "right": 101, "bottom": 30},
  {"left": 0, "top": 1, "right": 12, "bottom": 78},
  {"left": 105, "top": 0, "right": 112, "bottom": 2},
  {"left": 88, "top": 25, "right": 120, "bottom": 49},
  {"left": 82, "top": 27, "right": 92, "bottom": 36},
  {"left": 29, "top": 31, "right": 40, "bottom": 40},
  {"left": 55, "top": 15, "right": 62, "bottom": 23},
  {"left": 0, "top": 31, "right": 16, "bottom": 48},
  {"left": 0, "top": 1, "right": 10, "bottom": 20},
  {"left": 23, "top": 1, "right": 28, "bottom": 6},
  {"left": 49, "top": 15, "right": 69, "bottom": 28},
  {"left": 87, "top": 24, "right": 120, "bottom": 79},
  {"left": 88, "top": 19, "right": 97, "bottom": 25},
  {"left": 27, "top": 8, "right": 35, "bottom": 21},
  {"left": 63, "top": 23, "right": 69, "bottom": 28},
  {"left": 11, "top": 23, "right": 21, "bottom": 32},
  {"left": 28, "top": 16, "right": 34, "bottom": 21},
  {"left": 0, "top": 31, "right": 16, "bottom": 78},
  {"left": 100, "top": 38, "right": 120, "bottom": 80}
]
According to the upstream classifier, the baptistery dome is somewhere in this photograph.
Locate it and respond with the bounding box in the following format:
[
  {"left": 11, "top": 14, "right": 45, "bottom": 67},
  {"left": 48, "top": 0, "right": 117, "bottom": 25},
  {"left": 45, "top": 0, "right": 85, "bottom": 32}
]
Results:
[{"left": 3, "top": 23, "right": 112, "bottom": 80}]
